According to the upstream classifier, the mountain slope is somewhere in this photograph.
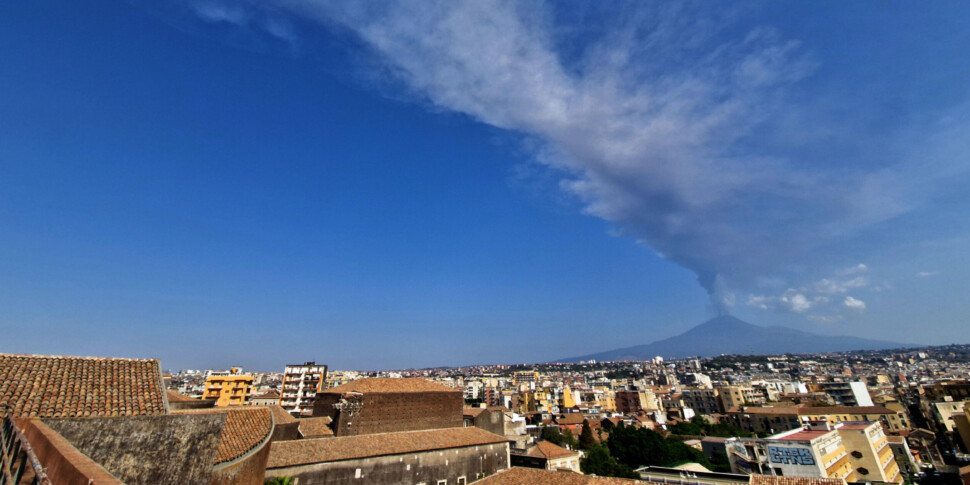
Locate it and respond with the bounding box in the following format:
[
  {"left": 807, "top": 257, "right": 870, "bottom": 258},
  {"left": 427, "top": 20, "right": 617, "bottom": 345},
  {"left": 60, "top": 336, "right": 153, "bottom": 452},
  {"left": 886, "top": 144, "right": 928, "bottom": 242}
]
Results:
[{"left": 560, "top": 315, "right": 908, "bottom": 362}]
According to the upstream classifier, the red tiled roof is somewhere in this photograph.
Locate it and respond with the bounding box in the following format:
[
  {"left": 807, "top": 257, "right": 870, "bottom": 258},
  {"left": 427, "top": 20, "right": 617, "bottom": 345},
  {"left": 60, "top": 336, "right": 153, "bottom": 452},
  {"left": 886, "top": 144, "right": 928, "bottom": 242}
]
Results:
[
  {"left": 172, "top": 407, "right": 273, "bottom": 464},
  {"left": 267, "top": 427, "right": 507, "bottom": 468},
  {"left": 267, "top": 405, "right": 298, "bottom": 425},
  {"left": 323, "top": 378, "right": 459, "bottom": 394},
  {"left": 556, "top": 414, "right": 585, "bottom": 425},
  {"left": 528, "top": 441, "right": 578, "bottom": 460},
  {"left": 475, "top": 467, "right": 637, "bottom": 484},
  {"left": 0, "top": 353, "right": 166, "bottom": 418},
  {"left": 298, "top": 416, "right": 334, "bottom": 438},
  {"left": 464, "top": 407, "right": 487, "bottom": 418}
]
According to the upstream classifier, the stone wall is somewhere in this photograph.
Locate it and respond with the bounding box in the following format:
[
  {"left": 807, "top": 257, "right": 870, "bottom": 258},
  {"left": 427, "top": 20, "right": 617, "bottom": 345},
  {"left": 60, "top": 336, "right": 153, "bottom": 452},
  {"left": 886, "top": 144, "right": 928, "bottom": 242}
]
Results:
[
  {"left": 266, "top": 442, "right": 509, "bottom": 485},
  {"left": 315, "top": 391, "right": 462, "bottom": 436}
]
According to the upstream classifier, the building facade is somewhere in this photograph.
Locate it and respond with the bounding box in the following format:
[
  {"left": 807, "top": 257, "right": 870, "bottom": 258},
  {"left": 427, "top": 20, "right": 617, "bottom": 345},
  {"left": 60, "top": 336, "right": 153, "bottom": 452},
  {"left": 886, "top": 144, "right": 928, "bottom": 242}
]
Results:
[{"left": 279, "top": 361, "right": 328, "bottom": 416}]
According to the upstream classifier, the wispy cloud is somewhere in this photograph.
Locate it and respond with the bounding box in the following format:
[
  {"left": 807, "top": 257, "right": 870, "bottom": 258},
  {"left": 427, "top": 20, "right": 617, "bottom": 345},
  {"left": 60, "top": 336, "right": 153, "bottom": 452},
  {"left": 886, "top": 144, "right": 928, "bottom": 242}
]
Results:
[
  {"left": 916, "top": 271, "right": 939, "bottom": 278},
  {"left": 181, "top": 1, "right": 969, "bottom": 317}
]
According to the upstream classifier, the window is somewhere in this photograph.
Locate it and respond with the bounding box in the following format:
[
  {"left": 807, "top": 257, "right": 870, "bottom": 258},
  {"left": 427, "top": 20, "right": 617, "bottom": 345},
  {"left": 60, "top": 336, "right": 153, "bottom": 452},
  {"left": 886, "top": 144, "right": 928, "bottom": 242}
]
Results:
[
  {"left": 457, "top": 478, "right": 466, "bottom": 485},
  {"left": 857, "top": 467, "right": 869, "bottom": 475},
  {"left": 437, "top": 481, "right": 447, "bottom": 485}
]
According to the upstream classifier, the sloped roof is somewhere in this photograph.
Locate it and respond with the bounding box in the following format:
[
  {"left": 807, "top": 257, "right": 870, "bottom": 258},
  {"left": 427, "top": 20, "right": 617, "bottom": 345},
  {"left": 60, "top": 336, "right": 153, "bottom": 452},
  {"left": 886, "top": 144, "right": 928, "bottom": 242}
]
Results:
[
  {"left": 267, "top": 427, "right": 507, "bottom": 468},
  {"left": 464, "top": 407, "right": 487, "bottom": 418},
  {"left": 42, "top": 414, "right": 224, "bottom": 484},
  {"left": 166, "top": 390, "right": 197, "bottom": 402},
  {"left": 528, "top": 441, "right": 578, "bottom": 460},
  {"left": 475, "top": 467, "right": 637, "bottom": 484},
  {"left": 172, "top": 407, "right": 273, "bottom": 464},
  {"left": 298, "top": 416, "right": 334, "bottom": 438},
  {"left": 556, "top": 414, "right": 585, "bottom": 425},
  {"left": 0, "top": 353, "right": 166, "bottom": 418},
  {"left": 323, "top": 377, "right": 459, "bottom": 394},
  {"left": 267, "top": 404, "right": 298, "bottom": 425}
]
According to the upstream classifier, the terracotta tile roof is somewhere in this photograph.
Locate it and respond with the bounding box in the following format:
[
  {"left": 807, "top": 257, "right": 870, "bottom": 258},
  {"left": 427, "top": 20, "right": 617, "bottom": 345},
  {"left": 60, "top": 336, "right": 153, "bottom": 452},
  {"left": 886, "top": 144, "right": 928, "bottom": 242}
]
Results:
[
  {"left": 166, "top": 390, "right": 197, "bottom": 402},
  {"left": 253, "top": 390, "right": 280, "bottom": 399},
  {"left": 749, "top": 476, "right": 845, "bottom": 485},
  {"left": 556, "top": 414, "right": 586, "bottom": 425},
  {"left": 298, "top": 416, "right": 334, "bottom": 438},
  {"left": 267, "top": 404, "right": 298, "bottom": 425},
  {"left": 0, "top": 353, "right": 166, "bottom": 418},
  {"left": 464, "top": 407, "right": 487, "bottom": 418},
  {"left": 267, "top": 426, "right": 507, "bottom": 468},
  {"left": 475, "top": 467, "right": 637, "bottom": 484},
  {"left": 323, "top": 377, "right": 459, "bottom": 394},
  {"left": 528, "top": 441, "right": 578, "bottom": 460},
  {"left": 172, "top": 407, "right": 273, "bottom": 464}
]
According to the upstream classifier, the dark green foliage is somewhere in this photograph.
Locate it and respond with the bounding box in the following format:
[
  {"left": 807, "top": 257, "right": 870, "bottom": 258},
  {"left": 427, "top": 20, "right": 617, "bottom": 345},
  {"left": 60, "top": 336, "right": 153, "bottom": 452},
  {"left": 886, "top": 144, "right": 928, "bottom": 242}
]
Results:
[
  {"left": 668, "top": 415, "right": 750, "bottom": 438},
  {"left": 710, "top": 451, "right": 732, "bottom": 472},
  {"left": 540, "top": 425, "right": 578, "bottom": 449},
  {"left": 579, "top": 419, "right": 596, "bottom": 450},
  {"left": 580, "top": 445, "right": 640, "bottom": 479},
  {"left": 607, "top": 426, "right": 714, "bottom": 470},
  {"left": 265, "top": 477, "right": 294, "bottom": 485}
]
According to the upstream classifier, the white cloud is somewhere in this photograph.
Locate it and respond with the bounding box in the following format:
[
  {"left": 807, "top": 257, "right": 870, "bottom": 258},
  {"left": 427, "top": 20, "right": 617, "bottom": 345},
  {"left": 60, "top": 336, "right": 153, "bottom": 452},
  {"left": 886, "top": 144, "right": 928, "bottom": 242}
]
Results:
[
  {"left": 182, "top": 1, "right": 966, "bottom": 314},
  {"left": 915, "top": 271, "right": 939, "bottom": 278},
  {"left": 843, "top": 296, "right": 866, "bottom": 311}
]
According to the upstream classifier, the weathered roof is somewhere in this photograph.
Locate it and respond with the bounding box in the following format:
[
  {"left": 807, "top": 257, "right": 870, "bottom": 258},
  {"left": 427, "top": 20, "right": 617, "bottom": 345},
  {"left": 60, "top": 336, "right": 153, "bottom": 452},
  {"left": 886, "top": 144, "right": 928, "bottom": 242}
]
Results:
[
  {"left": 749, "top": 476, "right": 845, "bottom": 485},
  {"left": 41, "top": 414, "right": 224, "bottom": 484},
  {"left": 464, "top": 407, "right": 487, "bottom": 418},
  {"left": 253, "top": 390, "right": 280, "bottom": 399},
  {"left": 475, "top": 467, "right": 637, "bottom": 484},
  {"left": 0, "top": 353, "right": 166, "bottom": 418},
  {"left": 528, "top": 441, "right": 578, "bottom": 460},
  {"left": 172, "top": 407, "right": 273, "bottom": 464},
  {"left": 267, "top": 404, "right": 298, "bottom": 425},
  {"left": 267, "top": 426, "right": 507, "bottom": 468},
  {"left": 556, "top": 414, "right": 585, "bottom": 425},
  {"left": 166, "top": 390, "right": 197, "bottom": 402},
  {"left": 798, "top": 406, "right": 894, "bottom": 415},
  {"left": 298, "top": 416, "right": 334, "bottom": 438},
  {"left": 323, "top": 377, "right": 459, "bottom": 394}
]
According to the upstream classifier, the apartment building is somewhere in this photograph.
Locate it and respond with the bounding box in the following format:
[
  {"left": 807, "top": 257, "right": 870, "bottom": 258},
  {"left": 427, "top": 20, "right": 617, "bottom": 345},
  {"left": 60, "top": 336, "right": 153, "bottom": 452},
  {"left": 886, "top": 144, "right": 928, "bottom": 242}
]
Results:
[
  {"left": 682, "top": 387, "right": 721, "bottom": 415},
  {"left": 809, "top": 381, "right": 874, "bottom": 407},
  {"left": 279, "top": 361, "right": 328, "bottom": 416},
  {"left": 202, "top": 366, "right": 254, "bottom": 406}
]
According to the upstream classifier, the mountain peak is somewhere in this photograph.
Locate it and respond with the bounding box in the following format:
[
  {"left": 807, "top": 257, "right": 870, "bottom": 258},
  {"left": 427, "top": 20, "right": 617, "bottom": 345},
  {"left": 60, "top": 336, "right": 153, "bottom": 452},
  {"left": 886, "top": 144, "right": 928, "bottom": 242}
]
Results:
[{"left": 560, "top": 315, "right": 907, "bottom": 362}]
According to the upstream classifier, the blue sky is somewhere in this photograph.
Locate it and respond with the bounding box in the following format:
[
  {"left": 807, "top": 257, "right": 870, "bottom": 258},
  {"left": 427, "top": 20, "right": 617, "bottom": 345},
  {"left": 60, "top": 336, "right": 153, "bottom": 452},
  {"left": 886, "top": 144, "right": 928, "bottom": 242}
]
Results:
[{"left": 1, "top": 1, "right": 969, "bottom": 371}]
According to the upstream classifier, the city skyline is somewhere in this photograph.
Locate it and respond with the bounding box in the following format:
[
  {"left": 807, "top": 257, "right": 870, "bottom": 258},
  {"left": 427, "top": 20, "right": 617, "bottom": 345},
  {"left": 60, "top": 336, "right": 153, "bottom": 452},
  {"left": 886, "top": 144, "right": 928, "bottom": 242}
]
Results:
[{"left": 2, "top": 1, "right": 969, "bottom": 370}]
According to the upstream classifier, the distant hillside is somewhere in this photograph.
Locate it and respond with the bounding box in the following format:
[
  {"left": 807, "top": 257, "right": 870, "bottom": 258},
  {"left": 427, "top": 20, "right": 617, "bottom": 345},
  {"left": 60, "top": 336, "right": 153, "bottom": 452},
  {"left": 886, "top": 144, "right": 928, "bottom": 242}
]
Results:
[{"left": 560, "top": 315, "right": 908, "bottom": 362}]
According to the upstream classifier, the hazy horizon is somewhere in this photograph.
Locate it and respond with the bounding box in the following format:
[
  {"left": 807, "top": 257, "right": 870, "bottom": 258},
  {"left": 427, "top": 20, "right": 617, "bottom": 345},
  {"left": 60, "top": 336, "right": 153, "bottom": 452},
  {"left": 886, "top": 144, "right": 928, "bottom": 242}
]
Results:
[{"left": 2, "top": 1, "right": 969, "bottom": 370}]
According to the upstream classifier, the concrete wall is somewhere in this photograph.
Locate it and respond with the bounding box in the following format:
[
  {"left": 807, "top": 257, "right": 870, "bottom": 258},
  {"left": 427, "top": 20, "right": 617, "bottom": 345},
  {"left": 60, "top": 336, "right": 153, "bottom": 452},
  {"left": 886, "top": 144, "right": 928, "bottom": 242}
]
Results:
[
  {"left": 266, "top": 442, "right": 510, "bottom": 485},
  {"left": 471, "top": 409, "right": 504, "bottom": 436}
]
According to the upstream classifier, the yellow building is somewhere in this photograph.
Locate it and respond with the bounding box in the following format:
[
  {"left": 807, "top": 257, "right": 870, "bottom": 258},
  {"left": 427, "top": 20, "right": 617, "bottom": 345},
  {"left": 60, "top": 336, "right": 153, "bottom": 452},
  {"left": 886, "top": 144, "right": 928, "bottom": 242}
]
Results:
[
  {"left": 202, "top": 366, "right": 254, "bottom": 407},
  {"left": 837, "top": 422, "right": 901, "bottom": 483},
  {"left": 955, "top": 405, "right": 970, "bottom": 453}
]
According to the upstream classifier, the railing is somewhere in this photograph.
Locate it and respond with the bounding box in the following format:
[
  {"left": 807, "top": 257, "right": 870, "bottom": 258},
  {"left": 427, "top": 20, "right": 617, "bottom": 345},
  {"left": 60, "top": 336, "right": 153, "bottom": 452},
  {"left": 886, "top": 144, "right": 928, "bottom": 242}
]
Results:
[{"left": 1, "top": 410, "right": 51, "bottom": 485}]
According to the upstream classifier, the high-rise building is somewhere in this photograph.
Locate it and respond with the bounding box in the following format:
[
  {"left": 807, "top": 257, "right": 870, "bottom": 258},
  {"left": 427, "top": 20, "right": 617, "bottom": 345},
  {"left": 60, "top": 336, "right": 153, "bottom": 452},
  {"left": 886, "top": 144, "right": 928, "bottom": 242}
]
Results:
[
  {"left": 202, "top": 366, "right": 254, "bottom": 406},
  {"left": 279, "top": 361, "right": 328, "bottom": 417}
]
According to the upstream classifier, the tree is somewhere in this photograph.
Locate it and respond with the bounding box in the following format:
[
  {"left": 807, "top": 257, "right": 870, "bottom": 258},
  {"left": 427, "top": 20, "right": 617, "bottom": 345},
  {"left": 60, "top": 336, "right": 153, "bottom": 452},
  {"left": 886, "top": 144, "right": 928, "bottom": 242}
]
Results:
[
  {"left": 607, "top": 426, "right": 714, "bottom": 470},
  {"left": 580, "top": 445, "right": 639, "bottom": 479},
  {"left": 579, "top": 419, "right": 597, "bottom": 449},
  {"left": 540, "top": 425, "right": 578, "bottom": 449},
  {"left": 265, "top": 477, "right": 294, "bottom": 485}
]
